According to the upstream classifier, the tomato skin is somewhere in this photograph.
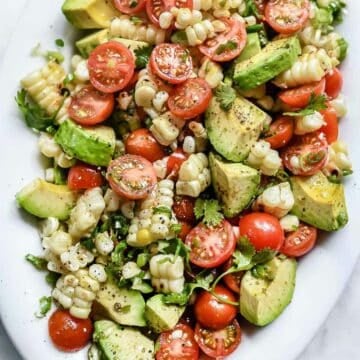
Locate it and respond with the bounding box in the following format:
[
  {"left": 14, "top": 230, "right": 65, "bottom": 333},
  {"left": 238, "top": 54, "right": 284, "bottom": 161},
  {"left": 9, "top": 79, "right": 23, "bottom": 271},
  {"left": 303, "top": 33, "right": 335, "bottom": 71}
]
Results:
[
  {"left": 68, "top": 163, "right": 104, "bottom": 190},
  {"left": 173, "top": 196, "right": 196, "bottom": 223},
  {"left": 125, "top": 128, "right": 165, "bottom": 162},
  {"left": 179, "top": 221, "right": 193, "bottom": 241},
  {"left": 265, "top": 0, "right": 309, "bottom": 34},
  {"left": 325, "top": 68, "right": 343, "bottom": 99},
  {"left": 146, "top": 0, "right": 174, "bottom": 27},
  {"left": 281, "top": 223, "right": 317, "bottom": 257},
  {"left": 223, "top": 258, "right": 243, "bottom": 294},
  {"left": 166, "top": 149, "right": 188, "bottom": 177},
  {"left": 185, "top": 220, "right": 236, "bottom": 268},
  {"left": 319, "top": 105, "right": 338, "bottom": 144},
  {"left": 113, "top": 0, "right": 146, "bottom": 14},
  {"left": 168, "top": 78, "right": 212, "bottom": 120},
  {"left": 194, "top": 285, "right": 237, "bottom": 330},
  {"left": 239, "top": 213, "right": 284, "bottom": 251},
  {"left": 279, "top": 79, "right": 326, "bottom": 109},
  {"left": 265, "top": 116, "right": 294, "bottom": 149},
  {"left": 194, "top": 319, "right": 242, "bottom": 358},
  {"left": 48, "top": 310, "right": 93, "bottom": 352},
  {"left": 107, "top": 154, "right": 157, "bottom": 200},
  {"left": 88, "top": 41, "right": 135, "bottom": 93}
]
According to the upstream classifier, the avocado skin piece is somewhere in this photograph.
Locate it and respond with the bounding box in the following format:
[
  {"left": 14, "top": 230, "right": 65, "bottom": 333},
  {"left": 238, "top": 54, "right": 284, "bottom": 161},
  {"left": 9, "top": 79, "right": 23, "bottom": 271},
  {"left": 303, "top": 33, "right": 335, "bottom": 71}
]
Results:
[
  {"left": 234, "top": 33, "right": 261, "bottom": 64},
  {"left": 62, "top": 0, "right": 121, "bottom": 29},
  {"left": 16, "top": 178, "right": 77, "bottom": 220},
  {"left": 290, "top": 172, "right": 348, "bottom": 231},
  {"left": 205, "top": 96, "right": 269, "bottom": 162},
  {"left": 55, "top": 119, "right": 115, "bottom": 166},
  {"left": 209, "top": 153, "right": 260, "bottom": 217},
  {"left": 240, "top": 256, "right": 297, "bottom": 326},
  {"left": 92, "top": 282, "right": 146, "bottom": 327},
  {"left": 145, "top": 294, "right": 185, "bottom": 333},
  {"left": 94, "top": 320, "right": 154, "bottom": 360},
  {"left": 233, "top": 36, "right": 301, "bottom": 90}
]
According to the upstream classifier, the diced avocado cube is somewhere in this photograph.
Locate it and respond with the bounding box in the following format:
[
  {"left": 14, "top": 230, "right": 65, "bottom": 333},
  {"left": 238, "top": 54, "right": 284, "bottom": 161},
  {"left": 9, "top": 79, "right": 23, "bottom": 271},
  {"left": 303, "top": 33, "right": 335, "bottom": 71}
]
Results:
[
  {"left": 235, "top": 33, "right": 261, "bottom": 64},
  {"left": 93, "top": 281, "right": 146, "bottom": 327},
  {"left": 145, "top": 295, "right": 185, "bottom": 333},
  {"left": 233, "top": 36, "right": 301, "bottom": 90},
  {"left": 205, "top": 96, "right": 269, "bottom": 162},
  {"left": 16, "top": 178, "right": 77, "bottom": 220},
  {"left": 209, "top": 153, "right": 260, "bottom": 217},
  {"left": 55, "top": 119, "right": 116, "bottom": 166},
  {"left": 290, "top": 172, "right": 348, "bottom": 231},
  {"left": 240, "top": 256, "right": 297, "bottom": 326}
]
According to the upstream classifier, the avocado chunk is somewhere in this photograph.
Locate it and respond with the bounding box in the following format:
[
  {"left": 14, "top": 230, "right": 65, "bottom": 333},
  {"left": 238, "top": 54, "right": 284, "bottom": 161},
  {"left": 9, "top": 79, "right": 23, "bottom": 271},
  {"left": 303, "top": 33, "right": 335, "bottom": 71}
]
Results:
[
  {"left": 145, "top": 294, "right": 185, "bottom": 333},
  {"left": 62, "top": 0, "right": 121, "bottom": 29},
  {"left": 235, "top": 33, "right": 261, "bottom": 64},
  {"left": 209, "top": 153, "right": 260, "bottom": 217},
  {"left": 205, "top": 96, "right": 269, "bottom": 162},
  {"left": 94, "top": 320, "right": 154, "bottom": 360},
  {"left": 290, "top": 172, "right": 348, "bottom": 231},
  {"left": 93, "top": 281, "right": 146, "bottom": 327},
  {"left": 233, "top": 36, "right": 301, "bottom": 90},
  {"left": 55, "top": 119, "right": 116, "bottom": 166},
  {"left": 240, "top": 256, "right": 297, "bottom": 326},
  {"left": 16, "top": 178, "right": 77, "bottom": 220}
]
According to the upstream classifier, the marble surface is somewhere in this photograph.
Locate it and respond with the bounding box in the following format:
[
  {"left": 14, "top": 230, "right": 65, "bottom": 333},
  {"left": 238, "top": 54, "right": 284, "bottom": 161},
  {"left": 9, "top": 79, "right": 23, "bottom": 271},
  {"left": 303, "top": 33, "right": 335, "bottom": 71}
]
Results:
[{"left": 0, "top": 2, "right": 359, "bottom": 360}]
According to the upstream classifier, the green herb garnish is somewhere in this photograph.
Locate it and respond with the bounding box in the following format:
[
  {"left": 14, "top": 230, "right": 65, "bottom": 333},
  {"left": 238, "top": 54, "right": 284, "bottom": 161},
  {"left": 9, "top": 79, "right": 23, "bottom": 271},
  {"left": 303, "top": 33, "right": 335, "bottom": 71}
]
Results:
[
  {"left": 194, "top": 198, "right": 224, "bottom": 227},
  {"left": 284, "top": 93, "right": 327, "bottom": 117},
  {"left": 215, "top": 83, "right": 236, "bottom": 111},
  {"left": 25, "top": 254, "right": 47, "bottom": 270},
  {"left": 35, "top": 296, "right": 52, "bottom": 318},
  {"left": 134, "top": 45, "right": 153, "bottom": 69},
  {"left": 215, "top": 40, "right": 237, "bottom": 55}
]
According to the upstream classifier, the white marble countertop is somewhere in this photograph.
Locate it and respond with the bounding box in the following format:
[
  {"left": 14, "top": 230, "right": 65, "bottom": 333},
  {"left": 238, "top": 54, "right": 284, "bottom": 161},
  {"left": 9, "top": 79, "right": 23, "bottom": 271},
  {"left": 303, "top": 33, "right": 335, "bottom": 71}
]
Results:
[{"left": 1, "top": 2, "right": 359, "bottom": 359}]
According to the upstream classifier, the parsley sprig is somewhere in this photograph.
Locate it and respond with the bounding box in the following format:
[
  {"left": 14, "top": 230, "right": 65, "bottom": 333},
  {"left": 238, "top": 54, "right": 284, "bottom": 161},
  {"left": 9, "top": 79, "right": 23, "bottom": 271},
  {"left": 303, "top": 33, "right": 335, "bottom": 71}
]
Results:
[
  {"left": 215, "top": 83, "right": 236, "bottom": 111},
  {"left": 134, "top": 45, "right": 153, "bottom": 69},
  {"left": 194, "top": 198, "right": 224, "bottom": 227},
  {"left": 284, "top": 93, "right": 327, "bottom": 117}
]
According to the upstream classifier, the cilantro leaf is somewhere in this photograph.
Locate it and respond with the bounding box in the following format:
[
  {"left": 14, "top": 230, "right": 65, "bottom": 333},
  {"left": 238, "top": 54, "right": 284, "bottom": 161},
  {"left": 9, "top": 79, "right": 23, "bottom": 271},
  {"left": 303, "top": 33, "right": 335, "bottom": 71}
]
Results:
[
  {"left": 134, "top": 46, "right": 153, "bottom": 69},
  {"left": 284, "top": 93, "right": 327, "bottom": 117},
  {"left": 238, "top": 236, "right": 256, "bottom": 258},
  {"left": 243, "top": 0, "right": 260, "bottom": 18},
  {"left": 215, "top": 83, "right": 236, "bottom": 111},
  {"left": 153, "top": 206, "right": 172, "bottom": 218},
  {"left": 251, "top": 248, "right": 276, "bottom": 264},
  {"left": 35, "top": 296, "right": 52, "bottom": 318},
  {"left": 25, "top": 254, "right": 47, "bottom": 270},
  {"left": 194, "top": 198, "right": 224, "bottom": 227},
  {"left": 251, "top": 264, "right": 275, "bottom": 281},
  {"left": 215, "top": 40, "right": 237, "bottom": 55},
  {"left": 55, "top": 38, "right": 64, "bottom": 47},
  {"left": 162, "top": 238, "right": 191, "bottom": 269}
]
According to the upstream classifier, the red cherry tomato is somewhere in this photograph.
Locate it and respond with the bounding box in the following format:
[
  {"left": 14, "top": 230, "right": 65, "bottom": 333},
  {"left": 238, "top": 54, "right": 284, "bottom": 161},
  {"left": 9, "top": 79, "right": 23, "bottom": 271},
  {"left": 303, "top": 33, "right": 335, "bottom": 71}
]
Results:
[
  {"left": 185, "top": 220, "right": 236, "bottom": 268},
  {"left": 325, "top": 68, "right": 343, "bottom": 99},
  {"left": 194, "top": 319, "right": 242, "bottom": 358},
  {"left": 113, "top": 0, "right": 146, "bottom": 13},
  {"left": 282, "top": 131, "right": 329, "bottom": 176},
  {"left": 281, "top": 223, "right": 317, "bottom": 257},
  {"left": 166, "top": 149, "right": 188, "bottom": 177},
  {"left": 125, "top": 128, "right": 165, "bottom": 162},
  {"left": 150, "top": 44, "right": 193, "bottom": 84},
  {"left": 68, "top": 163, "right": 104, "bottom": 190},
  {"left": 265, "top": 0, "right": 309, "bottom": 34},
  {"left": 319, "top": 105, "right": 338, "bottom": 144},
  {"left": 88, "top": 41, "right": 135, "bottom": 93},
  {"left": 107, "top": 154, "right": 157, "bottom": 199},
  {"left": 68, "top": 85, "right": 115, "bottom": 126},
  {"left": 264, "top": 116, "right": 294, "bottom": 149},
  {"left": 156, "top": 323, "right": 199, "bottom": 360},
  {"left": 146, "top": 0, "right": 174, "bottom": 27},
  {"left": 178, "top": 221, "right": 193, "bottom": 241},
  {"left": 279, "top": 78, "right": 326, "bottom": 109},
  {"left": 199, "top": 18, "right": 247, "bottom": 62},
  {"left": 239, "top": 212, "right": 284, "bottom": 251},
  {"left": 173, "top": 196, "right": 196, "bottom": 223},
  {"left": 48, "top": 310, "right": 93, "bottom": 352},
  {"left": 223, "top": 258, "right": 244, "bottom": 294},
  {"left": 194, "top": 285, "right": 237, "bottom": 330},
  {"left": 168, "top": 78, "right": 212, "bottom": 120}
]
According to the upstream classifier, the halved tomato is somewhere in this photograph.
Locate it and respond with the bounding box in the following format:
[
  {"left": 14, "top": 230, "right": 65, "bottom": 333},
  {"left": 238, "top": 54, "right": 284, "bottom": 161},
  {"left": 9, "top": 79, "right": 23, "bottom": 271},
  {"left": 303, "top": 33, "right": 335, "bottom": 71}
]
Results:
[
  {"left": 166, "top": 149, "right": 189, "bottom": 177},
  {"left": 264, "top": 116, "right": 294, "bottom": 149},
  {"left": 68, "top": 163, "right": 104, "bottom": 190},
  {"left": 223, "top": 258, "right": 244, "bottom": 294},
  {"left": 325, "top": 67, "right": 343, "bottom": 99},
  {"left": 113, "top": 0, "right": 146, "bottom": 14},
  {"left": 172, "top": 196, "right": 196, "bottom": 223},
  {"left": 319, "top": 105, "right": 338, "bottom": 144},
  {"left": 146, "top": 0, "right": 174, "bottom": 27},
  {"left": 185, "top": 220, "right": 236, "bottom": 268}
]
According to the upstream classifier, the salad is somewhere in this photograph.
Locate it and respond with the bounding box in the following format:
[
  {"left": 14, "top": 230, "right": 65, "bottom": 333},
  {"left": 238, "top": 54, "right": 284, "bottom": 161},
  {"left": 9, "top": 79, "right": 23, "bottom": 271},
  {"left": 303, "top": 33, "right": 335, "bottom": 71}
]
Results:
[{"left": 15, "top": 0, "right": 351, "bottom": 358}]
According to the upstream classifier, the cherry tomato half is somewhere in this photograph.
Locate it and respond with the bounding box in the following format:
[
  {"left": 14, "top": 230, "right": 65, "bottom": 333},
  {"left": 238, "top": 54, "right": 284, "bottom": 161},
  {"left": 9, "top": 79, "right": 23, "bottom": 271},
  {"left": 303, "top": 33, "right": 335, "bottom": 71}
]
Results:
[
  {"left": 156, "top": 323, "right": 199, "bottom": 360},
  {"left": 146, "top": 0, "right": 174, "bottom": 27},
  {"left": 281, "top": 223, "right": 317, "bottom": 257},
  {"left": 168, "top": 78, "right": 212, "bottom": 120},
  {"left": 107, "top": 154, "right": 157, "bottom": 199},
  {"left": 166, "top": 149, "right": 188, "bottom": 177},
  {"left": 178, "top": 221, "right": 193, "bottom": 241},
  {"left": 319, "top": 105, "right": 338, "bottom": 144},
  {"left": 264, "top": 116, "right": 294, "bottom": 149},
  {"left": 150, "top": 44, "right": 193, "bottom": 84},
  {"left": 185, "top": 220, "right": 236, "bottom": 268},
  {"left": 113, "top": 0, "right": 146, "bottom": 14},
  {"left": 68, "top": 163, "right": 104, "bottom": 190},
  {"left": 325, "top": 68, "right": 343, "bottom": 99},
  {"left": 88, "top": 41, "right": 135, "bottom": 93},
  {"left": 239, "top": 212, "right": 284, "bottom": 251},
  {"left": 265, "top": 0, "right": 309, "bottom": 34},
  {"left": 194, "top": 285, "right": 237, "bottom": 330},
  {"left": 173, "top": 196, "right": 196, "bottom": 223},
  {"left": 194, "top": 319, "right": 242, "bottom": 358},
  {"left": 48, "top": 309, "right": 93, "bottom": 352},
  {"left": 125, "top": 128, "right": 165, "bottom": 162},
  {"left": 223, "top": 258, "right": 244, "bottom": 294}
]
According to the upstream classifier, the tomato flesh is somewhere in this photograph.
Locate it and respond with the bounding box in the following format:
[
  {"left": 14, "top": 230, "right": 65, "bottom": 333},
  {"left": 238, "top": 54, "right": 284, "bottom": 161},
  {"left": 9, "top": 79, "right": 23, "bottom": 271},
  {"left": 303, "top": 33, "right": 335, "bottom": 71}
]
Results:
[
  {"left": 68, "top": 163, "right": 104, "bottom": 190},
  {"left": 166, "top": 149, "right": 188, "bottom": 177},
  {"left": 319, "top": 105, "right": 338, "bottom": 144},
  {"left": 48, "top": 310, "right": 93, "bottom": 352},
  {"left": 325, "top": 68, "right": 343, "bottom": 99},
  {"left": 113, "top": 0, "right": 146, "bottom": 14},
  {"left": 265, "top": 116, "right": 294, "bottom": 149},
  {"left": 178, "top": 221, "right": 193, "bottom": 241}
]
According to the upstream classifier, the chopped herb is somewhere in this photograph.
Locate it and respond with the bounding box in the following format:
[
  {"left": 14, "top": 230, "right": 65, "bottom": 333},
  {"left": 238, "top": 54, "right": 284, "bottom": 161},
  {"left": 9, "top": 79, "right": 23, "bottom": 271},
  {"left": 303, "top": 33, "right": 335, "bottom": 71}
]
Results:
[
  {"left": 25, "top": 254, "right": 47, "bottom": 270},
  {"left": 170, "top": 223, "right": 182, "bottom": 236},
  {"left": 243, "top": 0, "right": 260, "bottom": 18},
  {"left": 215, "top": 83, "right": 236, "bottom": 111},
  {"left": 171, "top": 30, "right": 188, "bottom": 45},
  {"left": 55, "top": 38, "right": 64, "bottom": 47},
  {"left": 129, "top": 0, "right": 138, "bottom": 8},
  {"left": 46, "top": 51, "right": 64, "bottom": 64},
  {"left": 114, "top": 303, "right": 131, "bottom": 313},
  {"left": 252, "top": 248, "right": 277, "bottom": 264},
  {"left": 304, "top": 150, "right": 327, "bottom": 165},
  {"left": 284, "top": 93, "right": 327, "bottom": 117},
  {"left": 246, "top": 24, "right": 264, "bottom": 33},
  {"left": 251, "top": 264, "right": 275, "bottom": 281},
  {"left": 329, "top": 0, "right": 346, "bottom": 24},
  {"left": 63, "top": 73, "right": 75, "bottom": 86},
  {"left": 35, "top": 296, "right": 52, "bottom": 318},
  {"left": 162, "top": 238, "right": 191, "bottom": 269},
  {"left": 194, "top": 198, "right": 224, "bottom": 227},
  {"left": 45, "top": 272, "right": 61, "bottom": 287},
  {"left": 136, "top": 252, "right": 151, "bottom": 268},
  {"left": 130, "top": 16, "right": 143, "bottom": 25},
  {"left": 80, "top": 237, "right": 95, "bottom": 251},
  {"left": 215, "top": 40, "right": 237, "bottom": 55},
  {"left": 134, "top": 45, "right": 153, "bottom": 69},
  {"left": 153, "top": 206, "right": 172, "bottom": 218}
]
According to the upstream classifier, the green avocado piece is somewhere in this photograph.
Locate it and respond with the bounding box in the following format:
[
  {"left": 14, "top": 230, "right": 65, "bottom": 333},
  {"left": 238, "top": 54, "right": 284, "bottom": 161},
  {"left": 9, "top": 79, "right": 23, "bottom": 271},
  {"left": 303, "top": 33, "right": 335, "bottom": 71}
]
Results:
[
  {"left": 233, "top": 36, "right": 301, "bottom": 90},
  {"left": 94, "top": 320, "right": 154, "bottom": 360},
  {"left": 55, "top": 119, "right": 115, "bottom": 166},
  {"left": 62, "top": 0, "right": 121, "bottom": 29},
  {"left": 93, "top": 281, "right": 146, "bottom": 327},
  {"left": 205, "top": 96, "right": 269, "bottom": 162},
  {"left": 16, "top": 178, "right": 77, "bottom": 220},
  {"left": 145, "top": 295, "right": 185, "bottom": 333},
  {"left": 235, "top": 33, "right": 261, "bottom": 64},
  {"left": 209, "top": 153, "right": 260, "bottom": 217},
  {"left": 290, "top": 172, "right": 348, "bottom": 231},
  {"left": 240, "top": 256, "right": 297, "bottom": 326}
]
